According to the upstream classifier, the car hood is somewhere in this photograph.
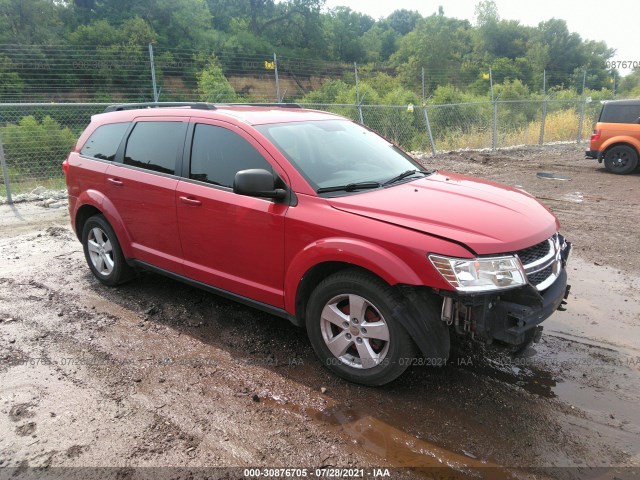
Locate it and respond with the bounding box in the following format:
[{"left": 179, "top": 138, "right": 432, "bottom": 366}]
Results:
[{"left": 327, "top": 172, "right": 559, "bottom": 254}]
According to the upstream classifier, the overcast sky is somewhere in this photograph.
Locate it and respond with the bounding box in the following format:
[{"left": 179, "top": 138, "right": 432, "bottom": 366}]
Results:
[{"left": 324, "top": 0, "right": 638, "bottom": 76}]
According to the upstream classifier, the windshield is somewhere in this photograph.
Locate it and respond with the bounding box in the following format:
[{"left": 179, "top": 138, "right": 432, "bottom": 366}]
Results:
[{"left": 256, "top": 120, "right": 427, "bottom": 193}]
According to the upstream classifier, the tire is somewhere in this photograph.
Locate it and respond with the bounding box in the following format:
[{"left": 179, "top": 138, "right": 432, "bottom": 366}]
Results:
[
  {"left": 603, "top": 145, "right": 638, "bottom": 175},
  {"left": 81, "top": 215, "right": 132, "bottom": 286},
  {"left": 306, "top": 269, "right": 417, "bottom": 386}
]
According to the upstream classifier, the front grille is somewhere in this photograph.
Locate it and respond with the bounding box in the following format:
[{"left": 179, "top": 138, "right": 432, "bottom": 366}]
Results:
[
  {"left": 527, "top": 265, "right": 553, "bottom": 286},
  {"left": 516, "top": 239, "right": 551, "bottom": 265},
  {"left": 513, "top": 234, "right": 560, "bottom": 291}
]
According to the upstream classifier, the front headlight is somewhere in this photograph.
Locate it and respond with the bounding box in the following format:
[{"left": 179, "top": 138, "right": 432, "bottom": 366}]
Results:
[{"left": 429, "top": 254, "right": 527, "bottom": 293}]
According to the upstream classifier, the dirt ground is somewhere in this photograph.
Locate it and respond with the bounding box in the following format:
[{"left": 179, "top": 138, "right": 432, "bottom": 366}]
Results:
[{"left": 0, "top": 143, "right": 639, "bottom": 479}]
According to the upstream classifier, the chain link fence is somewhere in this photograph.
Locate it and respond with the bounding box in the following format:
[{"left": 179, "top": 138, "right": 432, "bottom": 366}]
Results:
[
  {"left": 0, "top": 103, "right": 109, "bottom": 200},
  {"left": 1, "top": 99, "right": 601, "bottom": 201}
]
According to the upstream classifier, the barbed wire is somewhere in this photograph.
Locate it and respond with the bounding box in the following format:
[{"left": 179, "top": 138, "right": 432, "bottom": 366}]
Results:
[{"left": 0, "top": 44, "right": 615, "bottom": 104}]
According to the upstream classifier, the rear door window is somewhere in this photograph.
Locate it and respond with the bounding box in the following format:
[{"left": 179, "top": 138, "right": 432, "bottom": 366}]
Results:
[
  {"left": 189, "top": 124, "right": 273, "bottom": 188},
  {"left": 80, "top": 122, "right": 130, "bottom": 161},
  {"left": 124, "top": 121, "right": 187, "bottom": 175}
]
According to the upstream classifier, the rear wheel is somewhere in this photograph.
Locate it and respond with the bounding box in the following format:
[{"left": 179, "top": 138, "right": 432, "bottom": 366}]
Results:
[
  {"left": 306, "top": 270, "right": 416, "bottom": 386},
  {"left": 603, "top": 145, "right": 638, "bottom": 175},
  {"left": 82, "top": 215, "right": 132, "bottom": 286}
]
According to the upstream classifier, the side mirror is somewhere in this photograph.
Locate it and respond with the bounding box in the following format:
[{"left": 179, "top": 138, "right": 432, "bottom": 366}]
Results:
[{"left": 233, "top": 169, "right": 287, "bottom": 200}]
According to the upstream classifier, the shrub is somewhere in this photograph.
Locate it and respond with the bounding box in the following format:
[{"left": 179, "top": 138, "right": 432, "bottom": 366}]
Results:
[{"left": 2, "top": 116, "right": 76, "bottom": 178}]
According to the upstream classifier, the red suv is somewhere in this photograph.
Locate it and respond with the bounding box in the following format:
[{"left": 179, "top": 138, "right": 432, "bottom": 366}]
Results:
[{"left": 63, "top": 103, "right": 571, "bottom": 385}]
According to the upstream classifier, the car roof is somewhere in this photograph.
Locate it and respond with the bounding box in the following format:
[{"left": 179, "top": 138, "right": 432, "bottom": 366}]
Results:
[
  {"left": 91, "top": 104, "right": 342, "bottom": 126},
  {"left": 601, "top": 99, "right": 640, "bottom": 107}
]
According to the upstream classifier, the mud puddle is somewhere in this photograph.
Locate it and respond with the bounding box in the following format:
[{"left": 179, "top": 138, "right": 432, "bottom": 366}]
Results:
[
  {"left": 544, "top": 257, "right": 640, "bottom": 354},
  {"left": 261, "top": 395, "right": 519, "bottom": 480}
]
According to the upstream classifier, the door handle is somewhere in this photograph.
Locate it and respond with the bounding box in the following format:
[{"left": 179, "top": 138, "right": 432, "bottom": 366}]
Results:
[
  {"left": 107, "top": 177, "right": 124, "bottom": 186},
  {"left": 179, "top": 196, "right": 202, "bottom": 206}
]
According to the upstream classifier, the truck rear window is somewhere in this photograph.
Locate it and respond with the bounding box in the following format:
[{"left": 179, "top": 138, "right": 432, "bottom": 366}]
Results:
[{"left": 599, "top": 104, "right": 640, "bottom": 124}]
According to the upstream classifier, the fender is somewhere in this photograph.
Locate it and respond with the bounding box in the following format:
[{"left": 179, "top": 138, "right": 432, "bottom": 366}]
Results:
[
  {"left": 284, "top": 237, "right": 422, "bottom": 314},
  {"left": 600, "top": 136, "right": 640, "bottom": 156},
  {"left": 75, "top": 189, "right": 135, "bottom": 259}
]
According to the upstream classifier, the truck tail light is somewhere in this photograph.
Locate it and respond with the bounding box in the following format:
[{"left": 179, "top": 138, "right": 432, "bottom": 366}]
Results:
[{"left": 590, "top": 129, "right": 601, "bottom": 142}]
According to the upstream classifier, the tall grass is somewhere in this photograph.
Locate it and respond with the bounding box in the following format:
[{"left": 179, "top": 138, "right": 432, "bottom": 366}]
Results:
[{"left": 435, "top": 109, "right": 584, "bottom": 150}]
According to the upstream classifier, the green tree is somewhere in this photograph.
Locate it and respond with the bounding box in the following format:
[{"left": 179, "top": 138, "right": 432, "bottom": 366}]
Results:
[
  {"left": 0, "top": 0, "right": 65, "bottom": 44},
  {"left": 301, "top": 79, "right": 351, "bottom": 104},
  {"left": 67, "top": 18, "right": 159, "bottom": 101},
  {"left": 386, "top": 9, "right": 422, "bottom": 35},
  {"left": 0, "top": 53, "right": 23, "bottom": 100},
  {"left": 618, "top": 69, "right": 640, "bottom": 97},
  {"left": 323, "top": 7, "right": 374, "bottom": 62},
  {"left": 392, "top": 12, "right": 473, "bottom": 91},
  {"left": 361, "top": 24, "right": 397, "bottom": 63},
  {"left": 526, "top": 19, "right": 593, "bottom": 89},
  {"left": 208, "top": 0, "right": 325, "bottom": 56},
  {"left": 197, "top": 57, "right": 238, "bottom": 102},
  {"left": 68, "top": 17, "right": 157, "bottom": 46}
]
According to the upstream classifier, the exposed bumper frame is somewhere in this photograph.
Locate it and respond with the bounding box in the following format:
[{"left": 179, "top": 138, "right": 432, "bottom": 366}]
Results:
[{"left": 442, "top": 240, "right": 572, "bottom": 346}]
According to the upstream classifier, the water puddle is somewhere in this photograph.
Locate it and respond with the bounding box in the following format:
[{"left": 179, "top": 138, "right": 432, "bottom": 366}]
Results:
[
  {"left": 545, "top": 256, "right": 640, "bottom": 354},
  {"left": 455, "top": 357, "right": 558, "bottom": 399},
  {"left": 536, "top": 172, "right": 571, "bottom": 181},
  {"left": 262, "top": 396, "right": 521, "bottom": 479}
]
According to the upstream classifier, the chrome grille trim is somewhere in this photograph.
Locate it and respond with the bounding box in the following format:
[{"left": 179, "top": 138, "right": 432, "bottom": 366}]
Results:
[{"left": 517, "top": 234, "right": 562, "bottom": 291}]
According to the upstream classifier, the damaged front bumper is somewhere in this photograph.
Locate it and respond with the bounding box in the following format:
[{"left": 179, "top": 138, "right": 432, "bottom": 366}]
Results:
[{"left": 441, "top": 240, "right": 572, "bottom": 346}]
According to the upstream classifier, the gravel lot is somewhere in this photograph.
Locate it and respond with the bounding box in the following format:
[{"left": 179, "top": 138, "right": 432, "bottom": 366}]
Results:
[{"left": 0, "top": 143, "right": 638, "bottom": 479}]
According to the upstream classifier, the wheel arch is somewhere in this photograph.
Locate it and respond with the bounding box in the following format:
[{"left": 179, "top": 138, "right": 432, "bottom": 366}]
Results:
[
  {"left": 75, "top": 204, "right": 102, "bottom": 241},
  {"left": 293, "top": 261, "right": 387, "bottom": 327},
  {"left": 285, "top": 237, "right": 424, "bottom": 322},
  {"left": 73, "top": 190, "right": 134, "bottom": 259},
  {"left": 298, "top": 264, "right": 451, "bottom": 369},
  {"left": 601, "top": 138, "right": 640, "bottom": 158}
]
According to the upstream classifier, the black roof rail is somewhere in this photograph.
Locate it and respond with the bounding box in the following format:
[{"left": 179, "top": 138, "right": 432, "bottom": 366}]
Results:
[
  {"left": 217, "top": 103, "right": 303, "bottom": 109},
  {"left": 104, "top": 102, "right": 216, "bottom": 113}
]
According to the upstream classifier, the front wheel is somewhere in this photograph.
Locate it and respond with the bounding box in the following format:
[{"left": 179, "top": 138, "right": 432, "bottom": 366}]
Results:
[
  {"left": 306, "top": 270, "right": 416, "bottom": 386},
  {"left": 81, "top": 215, "right": 132, "bottom": 286},
  {"left": 603, "top": 145, "right": 638, "bottom": 175}
]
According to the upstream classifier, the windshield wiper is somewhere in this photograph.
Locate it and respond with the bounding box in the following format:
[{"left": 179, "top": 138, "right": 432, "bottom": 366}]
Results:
[
  {"left": 383, "top": 169, "right": 432, "bottom": 186},
  {"left": 317, "top": 181, "right": 382, "bottom": 194}
]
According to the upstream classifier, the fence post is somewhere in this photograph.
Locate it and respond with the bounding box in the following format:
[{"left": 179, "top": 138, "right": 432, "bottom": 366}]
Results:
[
  {"left": 539, "top": 70, "right": 547, "bottom": 146},
  {"left": 422, "top": 106, "right": 436, "bottom": 155},
  {"left": 354, "top": 62, "right": 364, "bottom": 124},
  {"left": 148, "top": 44, "right": 159, "bottom": 103},
  {"left": 421, "top": 67, "right": 436, "bottom": 155},
  {"left": 492, "top": 102, "right": 498, "bottom": 150},
  {"left": 0, "top": 131, "right": 12, "bottom": 204},
  {"left": 490, "top": 68, "right": 497, "bottom": 150},
  {"left": 273, "top": 53, "right": 281, "bottom": 102},
  {"left": 576, "top": 70, "right": 587, "bottom": 143}
]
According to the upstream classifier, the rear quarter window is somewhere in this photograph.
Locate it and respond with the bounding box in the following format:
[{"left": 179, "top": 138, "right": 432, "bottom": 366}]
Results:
[
  {"left": 80, "top": 122, "right": 130, "bottom": 160},
  {"left": 599, "top": 104, "right": 640, "bottom": 124}
]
